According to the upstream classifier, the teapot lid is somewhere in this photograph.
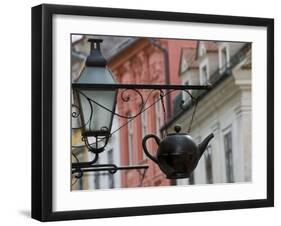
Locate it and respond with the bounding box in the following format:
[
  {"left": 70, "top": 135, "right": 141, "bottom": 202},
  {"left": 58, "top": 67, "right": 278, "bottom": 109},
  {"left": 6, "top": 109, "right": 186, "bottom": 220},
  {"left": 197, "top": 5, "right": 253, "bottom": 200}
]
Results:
[{"left": 167, "top": 125, "right": 188, "bottom": 136}]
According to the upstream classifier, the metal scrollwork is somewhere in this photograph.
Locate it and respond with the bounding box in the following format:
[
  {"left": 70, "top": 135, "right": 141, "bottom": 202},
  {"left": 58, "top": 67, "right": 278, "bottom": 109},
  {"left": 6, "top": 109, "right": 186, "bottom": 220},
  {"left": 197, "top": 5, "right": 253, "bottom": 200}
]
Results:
[
  {"left": 71, "top": 85, "right": 202, "bottom": 184},
  {"left": 118, "top": 88, "right": 144, "bottom": 119}
]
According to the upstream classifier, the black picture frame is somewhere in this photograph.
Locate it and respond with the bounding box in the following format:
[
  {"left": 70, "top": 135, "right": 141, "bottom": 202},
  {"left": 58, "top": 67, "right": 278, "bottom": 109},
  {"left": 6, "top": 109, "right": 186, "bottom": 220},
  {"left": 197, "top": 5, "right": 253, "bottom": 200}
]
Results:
[{"left": 31, "top": 3, "right": 274, "bottom": 222}]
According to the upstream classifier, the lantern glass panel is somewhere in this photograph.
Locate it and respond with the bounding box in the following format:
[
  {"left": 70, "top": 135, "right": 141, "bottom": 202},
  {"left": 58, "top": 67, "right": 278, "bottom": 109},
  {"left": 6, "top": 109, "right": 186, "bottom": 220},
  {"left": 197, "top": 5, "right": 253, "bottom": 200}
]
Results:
[
  {"left": 78, "top": 67, "right": 116, "bottom": 84},
  {"left": 78, "top": 89, "right": 117, "bottom": 136},
  {"left": 75, "top": 66, "right": 117, "bottom": 137}
]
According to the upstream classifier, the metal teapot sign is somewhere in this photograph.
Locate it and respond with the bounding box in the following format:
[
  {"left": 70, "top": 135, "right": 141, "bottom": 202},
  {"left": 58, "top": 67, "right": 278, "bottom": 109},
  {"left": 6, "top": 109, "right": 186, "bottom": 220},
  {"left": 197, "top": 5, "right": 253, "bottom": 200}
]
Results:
[{"left": 142, "top": 125, "right": 214, "bottom": 179}]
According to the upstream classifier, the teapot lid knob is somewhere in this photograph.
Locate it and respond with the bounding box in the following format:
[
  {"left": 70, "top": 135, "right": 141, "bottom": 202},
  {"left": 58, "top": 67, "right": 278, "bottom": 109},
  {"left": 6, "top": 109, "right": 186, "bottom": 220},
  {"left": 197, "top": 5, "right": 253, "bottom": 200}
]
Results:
[{"left": 174, "top": 125, "right": 182, "bottom": 133}]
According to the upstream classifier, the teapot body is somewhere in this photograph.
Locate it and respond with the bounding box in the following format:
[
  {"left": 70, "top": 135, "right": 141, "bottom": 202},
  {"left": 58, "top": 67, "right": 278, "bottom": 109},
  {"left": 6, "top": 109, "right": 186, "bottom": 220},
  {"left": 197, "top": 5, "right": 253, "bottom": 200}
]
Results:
[
  {"left": 156, "top": 134, "right": 199, "bottom": 179},
  {"left": 142, "top": 125, "right": 214, "bottom": 179}
]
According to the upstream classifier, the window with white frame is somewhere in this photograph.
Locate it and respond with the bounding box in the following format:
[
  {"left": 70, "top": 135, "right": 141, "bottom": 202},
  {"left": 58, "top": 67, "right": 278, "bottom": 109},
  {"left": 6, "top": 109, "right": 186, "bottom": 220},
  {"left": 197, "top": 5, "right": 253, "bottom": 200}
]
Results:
[
  {"left": 200, "top": 64, "right": 209, "bottom": 85},
  {"left": 94, "top": 173, "right": 100, "bottom": 189},
  {"left": 155, "top": 96, "right": 163, "bottom": 137},
  {"left": 141, "top": 107, "right": 147, "bottom": 137},
  {"left": 182, "top": 81, "right": 191, "bottom": 104},
  {"left": 93, "top": 159, "right": 100, "bottom": 189},
  {"left": 78, "top": 177, "right": 83, "bottom": 190},
  {"left": 204, "top": 145, "right": 213, "bottom": 184},
  {"left": 127, "top": 112, "right": 134, "bottom": 165},
  {"left": 221, "top": 47, "right": 228, "bottom": 67},
  {"left": 107, "top": 149, "right": 114, "bottom": 188},
  {"left": 189, "top": 136, "right": 201, "bottom": 185},
  {"left": 199, "top": 45, "right": 206, "bottom": 57},
  {"left": 224, "top": 131, "right": 234, "bottom": 183},
  {"left": 219, "top": 45, "right": 229, "bottom": 70},
  {"left": 76, "top": 153, "right": 84, "bottom": 190},
  {"left": 140, "top": 108, "right": 148, "bottom": 160}
]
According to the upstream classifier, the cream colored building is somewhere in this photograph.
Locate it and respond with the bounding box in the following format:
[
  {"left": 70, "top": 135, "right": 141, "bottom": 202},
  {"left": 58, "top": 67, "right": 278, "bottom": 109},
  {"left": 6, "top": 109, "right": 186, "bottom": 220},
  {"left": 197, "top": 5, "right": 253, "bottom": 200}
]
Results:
[{"left": 167, "top": 41, "right": 252, "bottom": 185}]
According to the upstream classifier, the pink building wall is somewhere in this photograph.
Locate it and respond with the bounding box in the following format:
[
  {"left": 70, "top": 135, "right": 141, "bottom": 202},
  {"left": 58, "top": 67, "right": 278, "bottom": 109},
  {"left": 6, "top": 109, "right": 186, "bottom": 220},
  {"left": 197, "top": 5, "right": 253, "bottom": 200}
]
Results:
[{"left": 109, "top": 38, "right": 196, "bottom": 188}]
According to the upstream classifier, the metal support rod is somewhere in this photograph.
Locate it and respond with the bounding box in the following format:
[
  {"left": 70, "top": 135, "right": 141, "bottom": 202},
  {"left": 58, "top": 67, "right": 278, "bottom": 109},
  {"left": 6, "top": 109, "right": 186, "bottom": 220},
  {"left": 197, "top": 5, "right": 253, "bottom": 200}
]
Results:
[
  {"left": 72, "top": 164, "right": 149, "bottom": 175},
  {"left": 72, "top": 83, "right": 212, "bottom": 90},
  {"left": 78, "top": 165, "right": 149, "bottom": 172}
]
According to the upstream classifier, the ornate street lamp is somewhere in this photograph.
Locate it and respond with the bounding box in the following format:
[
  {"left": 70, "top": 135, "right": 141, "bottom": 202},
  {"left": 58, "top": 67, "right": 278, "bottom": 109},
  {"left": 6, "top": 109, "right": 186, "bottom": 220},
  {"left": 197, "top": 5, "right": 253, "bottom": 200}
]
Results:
[{"left": 73, "top": 39, "right": 118, "bottom": 153}]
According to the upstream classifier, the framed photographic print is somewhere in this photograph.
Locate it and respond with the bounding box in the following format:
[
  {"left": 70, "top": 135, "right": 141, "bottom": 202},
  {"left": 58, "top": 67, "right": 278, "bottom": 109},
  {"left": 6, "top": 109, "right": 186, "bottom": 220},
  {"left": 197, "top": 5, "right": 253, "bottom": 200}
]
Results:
[{"left": 31, "top": 4, "right": 274, "bottom": 221}]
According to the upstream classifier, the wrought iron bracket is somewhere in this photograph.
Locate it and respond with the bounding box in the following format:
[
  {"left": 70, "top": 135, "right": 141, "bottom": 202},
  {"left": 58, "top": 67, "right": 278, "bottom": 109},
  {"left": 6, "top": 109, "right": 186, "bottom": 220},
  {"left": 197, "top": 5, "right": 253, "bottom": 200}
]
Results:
[{"left": 71, "top": 82, "right": 212, "bottom": 182}]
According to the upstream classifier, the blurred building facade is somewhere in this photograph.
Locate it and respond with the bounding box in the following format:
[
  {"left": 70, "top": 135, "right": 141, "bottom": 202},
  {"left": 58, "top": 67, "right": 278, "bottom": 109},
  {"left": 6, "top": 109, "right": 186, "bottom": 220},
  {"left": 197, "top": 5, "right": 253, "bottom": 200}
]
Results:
[
  {"left": 167, "top": 41, "right": 252, "bottom": 185},
  {"left": 71, "top": 35, "right": 252, "bottom": 190},
  {"left": 108, "top": 38, "right": 196, "bottom": 187}
]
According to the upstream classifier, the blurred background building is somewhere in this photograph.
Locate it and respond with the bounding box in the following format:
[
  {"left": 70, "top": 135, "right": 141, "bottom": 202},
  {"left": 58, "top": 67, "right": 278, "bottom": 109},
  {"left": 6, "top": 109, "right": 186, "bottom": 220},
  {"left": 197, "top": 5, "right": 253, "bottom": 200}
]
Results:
[
  {"left": 71, "top": 35, "right": 252, "bottom": 190},
  {"left": 169, "top": 41, "right": 252, "bottom": 185},
  {"left": 108, "top": 38, "right": 196, "bottom": 187}
]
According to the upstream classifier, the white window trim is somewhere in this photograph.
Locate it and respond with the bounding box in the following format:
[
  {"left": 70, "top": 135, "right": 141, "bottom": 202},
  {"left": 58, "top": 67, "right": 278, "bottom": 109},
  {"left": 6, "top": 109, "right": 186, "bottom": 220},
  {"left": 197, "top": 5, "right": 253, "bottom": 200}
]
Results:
[
  {"left": 191, "top": 136, "right": 202, "bottom": 184},
  {"left": 155, "top": 96, "right": 163, "bottom": 137},
  {"left": 140, "top": 108, "right": 148, "bottom": 160},
  {"left": 181, "top": 57, "right": 189, "bottom": 73},
  {"left": 199, "top": 43, "right": 206, "bottom": 57},
  {"left": 182, "top": 80, "right": 192, "bottom": 105},
  {"left": 141, "top": 108, "right": 147, "bottom": 137},
  {"left": 221, "top": 124, "right": 235, "bottom": 183},
  {"left": 218, "top": 43, "right": 230, "bottom": 70},
  {"left": 127, "top": 112, "right": 134, "bottom": 165},
  {"left": 204, "top": 144, "right": 213, "bottom": 184},
  {"left": 199, "top": 58, "right": 209, "bottom": 85}
]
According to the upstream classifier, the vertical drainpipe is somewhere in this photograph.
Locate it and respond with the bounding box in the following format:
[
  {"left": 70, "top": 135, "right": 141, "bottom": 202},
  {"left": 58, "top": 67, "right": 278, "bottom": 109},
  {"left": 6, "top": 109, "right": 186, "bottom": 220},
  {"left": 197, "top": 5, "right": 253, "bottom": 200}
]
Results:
[{"left": 148, "top": 38, "right": 172, "bottom": 119}]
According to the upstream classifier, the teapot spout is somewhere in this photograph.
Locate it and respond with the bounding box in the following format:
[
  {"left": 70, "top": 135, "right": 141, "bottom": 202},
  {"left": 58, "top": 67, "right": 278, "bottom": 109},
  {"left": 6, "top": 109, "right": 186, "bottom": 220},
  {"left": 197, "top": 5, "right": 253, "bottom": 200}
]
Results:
[{"left": 198, "top": 133, "right": 214, "bottom": 158}]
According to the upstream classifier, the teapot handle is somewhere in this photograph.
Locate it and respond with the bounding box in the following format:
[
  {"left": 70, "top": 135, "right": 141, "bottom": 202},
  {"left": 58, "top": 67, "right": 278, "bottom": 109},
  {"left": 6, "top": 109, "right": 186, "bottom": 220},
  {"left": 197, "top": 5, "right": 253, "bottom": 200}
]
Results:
[{"left": 142, "top": 134, "right": 160, "bottom": 164}]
